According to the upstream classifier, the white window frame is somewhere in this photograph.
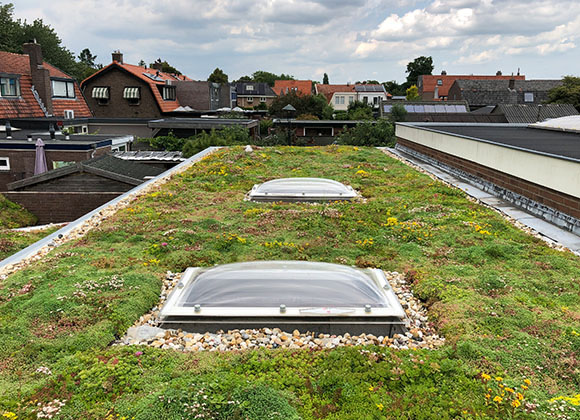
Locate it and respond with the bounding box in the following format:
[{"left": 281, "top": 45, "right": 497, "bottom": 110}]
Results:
[
  {"left": 0, "top": 157, "right": 10, "bottom": 171},
  {"left": 335, "top": 96, "right": 340, "bottom": 105},
  {"left": 260, "top": 97, "right": 266, "bottom": 102},
  {"left": 340, "top": 96, "right": 345, "bottom": 105},
  {"left": 162, "top": 86, "right": 176, "bottom": 101},
  {"left": 247, "top": 96, "right": 254, "bottom": 103},
  {"left": 348, "top": 96, "right": 354, "bottom": 104},
  {"left": 524, "top": 92, "right": 534, "bottom": 102},
  {"left": 246, "top": 85, "right": 254, "bottom": 91}
]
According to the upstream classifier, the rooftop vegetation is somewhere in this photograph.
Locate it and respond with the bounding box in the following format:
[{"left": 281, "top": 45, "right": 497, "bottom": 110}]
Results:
[{"left": 1, "top": 146, "right": 579, "bottom": 419}]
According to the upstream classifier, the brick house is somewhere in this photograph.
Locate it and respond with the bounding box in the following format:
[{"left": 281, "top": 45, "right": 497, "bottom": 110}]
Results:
[
  {"left": 0, "top": 43, "right": 92, "bottom": 120},
  {"left": 81, "top": 52, "right": 232, "bottom": 118},
  {"left": 417, "top": 72, "right": 526, "bottom": 100},
  {"left": 273, "top": 80, "right": 313, "bottom": 96},
  {"left": 233, "top": 83, "right": 277, "bottom": 108},
  {"left": 4, "top": 154, "right": 163, "bottom": 223}
]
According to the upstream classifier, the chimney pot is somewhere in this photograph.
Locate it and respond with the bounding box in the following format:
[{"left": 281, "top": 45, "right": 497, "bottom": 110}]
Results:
[
  {"left": 441, "top": 70, "right": 447, "bottom": 75},
  {"left": 112, "top": 50, "right": 123, "bottom": 64},
  {"left": 496, "top": 70, "right": 502, "bottom": 76}
]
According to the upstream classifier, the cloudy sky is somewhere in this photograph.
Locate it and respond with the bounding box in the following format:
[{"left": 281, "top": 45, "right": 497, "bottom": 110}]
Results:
[{"left": 11, "top": 0, "right": 580, "bottom": 83}]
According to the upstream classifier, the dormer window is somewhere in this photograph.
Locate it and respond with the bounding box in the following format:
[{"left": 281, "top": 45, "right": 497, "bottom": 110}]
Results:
[
  {"left": 246, "top": 85, "right": 254, "bottom": 91},
  {"left": 162, "top": 85, "right": 176, "bottom": 101},
  {"left": 524, "top": 92, "right": 534, "bottom": 102},
  {"left": 0, "top": 76, "right": 20, "bottom": 97},
  {"left": 92, "top": 86, "right": 110, "bottom": 105},
  {"left": 51, "top": 79, "right": 75, "bottom": 98},
  {"left": 437, "top": 79, "right": 443, "bottom": 86}
]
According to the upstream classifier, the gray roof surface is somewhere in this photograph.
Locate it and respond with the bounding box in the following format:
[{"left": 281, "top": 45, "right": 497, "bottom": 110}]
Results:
[
  {"left": 453, "top": 79, "right": 562, "bottom": 106},
  {"left": 355, "top": 84, "right": 385, "bottom": 92},
  {"left": 234, "top": 82, "right": 276, "bottom": 96},
  {"left": 495, "top": 104, "right": 578, "bottom": 123},
  {"left": 414, "top": 124, "right": 580, "bottom": 160},
  {"left": 86, "top": 154, "right": 165, "bottom": 180}
]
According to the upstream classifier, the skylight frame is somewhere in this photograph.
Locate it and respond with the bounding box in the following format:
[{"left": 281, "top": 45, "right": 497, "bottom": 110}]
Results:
[
  {"left": 247, "top": 177, "right": 358, "bottom": 202},
  {"left": 159, "top": 261, "right": 407, "bottom": 336}
]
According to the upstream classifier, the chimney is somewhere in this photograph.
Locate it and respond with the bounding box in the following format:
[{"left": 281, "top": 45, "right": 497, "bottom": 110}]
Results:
[
  {"left": 112, "top": 50, "right": 123, "bottom": 64},
  {"left": 441, "top": 70, "right": 447, "bottom": 75},
  {"left": 496, "top": 70, "right": 502, "bottom": 76},
  {"left": 22, "top": 42, "right": 53, "bottom": 116}
]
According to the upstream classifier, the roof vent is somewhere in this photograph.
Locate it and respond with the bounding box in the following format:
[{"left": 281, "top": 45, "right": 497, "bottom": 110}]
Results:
[
  {"left": 247, "top": 177, "right": 357, "bottom": 202},
  {"left": 160, "top": 261, "right": 407, "bottom": 335}
]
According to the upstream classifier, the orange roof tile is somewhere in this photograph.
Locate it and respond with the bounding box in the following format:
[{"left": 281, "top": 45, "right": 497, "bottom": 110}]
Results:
[
  {"left": 82, "top": 61, "right": 193, "bottom": 113},
  {"left": 273, "top": 80, "right": 312, "bottom": 96},
  {"left": 419, "top": 74, "right": 526, "bottom": 97},
  {"left": 315, "top": 84, "right": 356, "bottom": 103},
  {"left": 0, "top": 51, "right": 92, "bottom": 119}
]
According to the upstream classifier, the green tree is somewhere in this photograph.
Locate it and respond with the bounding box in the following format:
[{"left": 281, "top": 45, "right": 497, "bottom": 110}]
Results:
[
  {"left": 406, "top": 56, "right": 434, "bottom": 86},
  {"left": 234, "top": 75, "right": 253, "bottom": 83},
  {"left": 208, "top": 67, "right": 228, "bottom": 84},
  {"left": 77, "top": 48, "right": 96, "bottom": 67},
  {"left": 323, "top": 73, "right": 329, "bottom": 84},
  {"left": 269, "top": 92, "right": 332, "bottom": 119},
  {"left": 75, "top": 48, "right": 100, "bottom": 81},
  {"left": 337, "top": 119, "right": 395, "bottom": 146},
  {"left": 347, "top": 100, "right": 373, "bottom": 120},
  {"left": 390, "top": 103, "right": 408, "bottom": 122},
  {"left": 252, "top": 70, "right": 293, "bottom": 86},
  {"left": 150, "top": 59, "right": 182, "bottom": 75},
  {"left": 406, "top": 85, "right": 420, "bottom": 101},
  {"left": 383, "top": 80, "right": 406, "bottom": 96},
  {"left": 547, "top": 76, "right": 580, "bottom": 111},
  {"left": 0, "top": 3, "right": 22, "bottom": 52}
]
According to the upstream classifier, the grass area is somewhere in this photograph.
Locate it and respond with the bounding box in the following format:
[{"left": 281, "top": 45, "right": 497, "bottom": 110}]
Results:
[
  {"left": 1, "top": 146, "right": 579, "bottom": 419},
  {"left": 0, "top": 194, "right": 54, "bottom": 262}
]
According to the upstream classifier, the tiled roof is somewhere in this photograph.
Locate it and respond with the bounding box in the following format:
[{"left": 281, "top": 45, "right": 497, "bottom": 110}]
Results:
[
  {"left": 453, "top": 79, "right": 563, "bottom": 107},
  {"left": 315, "top": 84, "right": 356, "bottom": 103},
  {"left": 419, "top": 74, "right": 526, "bottom": 97},
  {"left": 273, "top": 80, "right": 312, "bottom": 96},
  {"left": 495, "top": 104, "right": 578, "bottom": 124},
  {"left": 82, "top": 62, "right": 193, "bottom": 113},
  {"left": 234, "top": 82, "right": 276, "bottom": 97},
  {"left": 0, "top": 51, "right": 92, "bottom": 119}
]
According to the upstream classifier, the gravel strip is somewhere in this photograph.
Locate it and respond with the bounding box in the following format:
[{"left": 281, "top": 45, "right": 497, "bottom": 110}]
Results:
[{"left": 118, "top": 270, "right": 445, "bottom": 352}]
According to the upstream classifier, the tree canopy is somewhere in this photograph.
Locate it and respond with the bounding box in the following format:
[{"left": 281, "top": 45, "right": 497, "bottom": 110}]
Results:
[
  {"left": 547, "top": 76, "right": 580, "bottom": 111},
  {"left": 208, "top": 67, "right": 228, "bottom": 84},
  {"left": 406, "top": 56, "right": 434, "bottom": 86},
  {"left": 150, "top": 59, "right": 182, "bottom": 75},
  {"left": 234, "top": 71, "right": 294, "bottom": 86},
  {"left": 406, "top": 85, "right": 420, "bottom": 101},
  {"left": 323, "top": 73, "right": 329, "bottom": 84},
  {"left": 269, "top": 91, "right": 332, "bottom": 119}
]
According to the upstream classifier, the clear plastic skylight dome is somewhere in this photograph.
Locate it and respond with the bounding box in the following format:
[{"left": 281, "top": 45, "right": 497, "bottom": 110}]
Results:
[
  {"left": 247, "top": 177, "right": 357, "bottom": 202},
  {"left": 160, "top": 261, "right": 406, "bottom": 335}
]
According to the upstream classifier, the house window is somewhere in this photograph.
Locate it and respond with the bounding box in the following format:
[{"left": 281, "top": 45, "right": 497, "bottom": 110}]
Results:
[
  {"left": 437, "top": 79, "right": 443, "bottom": 86},
  {"left": 123, "top": 87, "right": 141, "bottom": 105},
  {"left": 524, "top": 92, "right": 534, "bottom": 102},
  {"left": 340, "top": 96, "right": 345, "bottom": 105},
  {"left": 260, "top": 97, "right": 266, "bottom": 102},
  {"left": 0, "top": 157, "right": 10, "bottom": 171},
  {"left": 373, "top": 97, "right": 378, "bottom": 105},
  {"left": 0, "top": 77, "right": 19, "bottom": 97},
  {"left": 348, "top": 96, "right": 354, "bottom": 104},
  {"left": 162, "top": 86, "right": 176, "bottom": 101},
  {"left": 51, "top": 79, "right": 75, "bottom": 98},
  {"left": 335, "top": 96, "right": 340, "bottom": 105},
  {"left": 363, "top": 96, "right": 368, "bottom": 104},
  {"left": 246, "top": 85, "right": 254, "bottom": 91},
  {"left": 92, "top": 86, "right": 110, "bottom": 105},
  {"left": 247, "top": 96, "right": 254, "bottom": 103}
]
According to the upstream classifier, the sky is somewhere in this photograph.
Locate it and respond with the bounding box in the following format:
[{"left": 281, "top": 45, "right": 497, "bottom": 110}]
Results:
[{"left": 10, "top": 0, "right": 580, "bottom": 84}]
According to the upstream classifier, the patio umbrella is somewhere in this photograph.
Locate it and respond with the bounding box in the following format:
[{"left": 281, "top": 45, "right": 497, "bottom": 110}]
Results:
[{"left": 34, "top": 138, "right": 48, "bottom": 175}]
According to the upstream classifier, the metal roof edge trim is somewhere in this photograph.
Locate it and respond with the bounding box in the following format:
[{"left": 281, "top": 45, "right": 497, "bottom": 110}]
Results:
[
  {"left": 0, "top": 146, "right": 221, "bottom": 272},
  {"left": 395, "top": 123, "right": 580, "bottom": 164}
]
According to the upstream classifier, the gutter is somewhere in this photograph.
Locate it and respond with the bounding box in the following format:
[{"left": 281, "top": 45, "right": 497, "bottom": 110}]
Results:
[{"left": 0, "top": 146, "right": 220, "bottom": 276}]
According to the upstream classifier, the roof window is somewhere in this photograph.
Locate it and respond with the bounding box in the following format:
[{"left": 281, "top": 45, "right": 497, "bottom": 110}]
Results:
[
  {"left": 160, "top": 261, "right": 407, "bottom": 335},
  {"left": 0, "top": 76, "right": 20, "bottom": 97},
  {"left": 247, "top": 177, "right": 357, "bottom": 202}
]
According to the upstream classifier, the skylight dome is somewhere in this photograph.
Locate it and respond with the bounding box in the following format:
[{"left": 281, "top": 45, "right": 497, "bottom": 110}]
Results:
[
  {"left": 247, "top": 177, "right": 357, "bottom": 202},
  {"left": 160, "top": 261, "right": 406, "bottom": 335}
]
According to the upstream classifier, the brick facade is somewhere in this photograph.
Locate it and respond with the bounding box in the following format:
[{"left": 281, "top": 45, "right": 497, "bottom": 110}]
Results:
[
  {"left": 236, "top": 96, "right": 275, "bottom": 109},
  {"left": 82, "top": 67, "right": 164, "bottom": 118},
  {"left": 396, "top": 137, "right": 580, "bottom": 219},
  {"left": 0, "top": 147, "right": 109, "bottom": 190},
  {"left": 3, "top": 191, "right": 121, "bottom": 223}
]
